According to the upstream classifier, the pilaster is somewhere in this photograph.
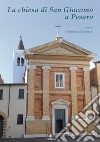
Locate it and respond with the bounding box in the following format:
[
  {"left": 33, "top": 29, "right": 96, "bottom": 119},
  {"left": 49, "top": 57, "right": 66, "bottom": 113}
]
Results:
[
  {"left": 42, "top": 66, "right": 50, "bottom": 120},
  {"left": 69, "top": 67, "right": 78, "bottom": 118},
  {"left": 27, "top": 64, "right": 36, "bottom": 119},
  {"left": 83, "top": 67, "right": 91, "bottom": 106}
]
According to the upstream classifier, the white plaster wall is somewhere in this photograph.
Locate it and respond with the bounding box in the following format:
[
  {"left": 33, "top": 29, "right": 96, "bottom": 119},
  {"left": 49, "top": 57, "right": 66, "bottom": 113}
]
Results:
[
  {"left": 8, "top": 85, "right": 26, "bottom": 138},
  {"left": 0, "top": 86, "right": 9, "bottom": 117},
  {"left": 0, "top": 84, "right": 27, "bottom": 138},
  {"left": 25, "top": 67, "right": 28, "bottom": 83},
  {"left": 90, "top": 60, "right": 95, "bottom": 70}
]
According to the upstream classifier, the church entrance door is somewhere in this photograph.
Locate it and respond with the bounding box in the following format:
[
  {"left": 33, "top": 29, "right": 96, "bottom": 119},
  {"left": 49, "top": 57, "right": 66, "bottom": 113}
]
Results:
[{"left": 55, "top": 109, "right": 65, "bottom": 133}]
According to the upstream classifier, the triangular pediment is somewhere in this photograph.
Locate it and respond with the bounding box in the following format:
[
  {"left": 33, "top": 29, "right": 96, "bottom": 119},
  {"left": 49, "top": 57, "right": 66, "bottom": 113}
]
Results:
[
  {"left": 26, "top": 38, "right": 95, "bottom": 58},
  {"left": 41, "top": 46, "right": 75, "bottom": 55},
  {"left": 51, "top": 99, "right": 70, "bottom": 106}
]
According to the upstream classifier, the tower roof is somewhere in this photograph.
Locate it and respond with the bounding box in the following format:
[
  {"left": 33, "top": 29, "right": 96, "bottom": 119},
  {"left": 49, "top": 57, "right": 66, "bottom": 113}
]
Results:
[{"left": 17, "top": 36, "right": 25, "bottom": 50}]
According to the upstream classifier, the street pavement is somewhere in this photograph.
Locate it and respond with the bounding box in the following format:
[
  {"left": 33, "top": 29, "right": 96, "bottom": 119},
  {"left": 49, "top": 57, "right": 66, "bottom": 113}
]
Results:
[
  {"left": 1, "top": 138, "right": 100, "bottom": 142},
  {"left": 0, "top": 138, "right": 51, "bottom": 142}
]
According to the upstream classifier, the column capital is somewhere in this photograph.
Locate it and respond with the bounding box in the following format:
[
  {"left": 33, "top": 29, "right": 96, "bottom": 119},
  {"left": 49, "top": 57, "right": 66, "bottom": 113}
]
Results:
[
  {"left": 28, "top": 64, "right": 36, "bottom": 70},
  {"left": 42, "top": 66, "right": 51, "bottom": 70},
  {"left": 69, "top": 67, "right": 77, "bottom": 71},
  {"left": 83, "top": 67, "right": 90, "bottom": 71}
]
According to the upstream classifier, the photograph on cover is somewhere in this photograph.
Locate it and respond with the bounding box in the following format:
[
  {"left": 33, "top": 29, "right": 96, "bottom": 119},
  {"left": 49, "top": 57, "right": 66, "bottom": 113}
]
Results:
[{"left": 0, "top": 0, "right": 100, "bottom": 141}]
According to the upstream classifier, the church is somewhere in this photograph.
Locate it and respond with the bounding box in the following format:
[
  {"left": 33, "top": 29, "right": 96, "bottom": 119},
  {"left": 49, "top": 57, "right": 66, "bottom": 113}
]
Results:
[
  {"left": 0, "top": 34, "right": 98, "bottom": 138},
  {"left": 24, "top": 35, "right": 95, "bottom": 137}
]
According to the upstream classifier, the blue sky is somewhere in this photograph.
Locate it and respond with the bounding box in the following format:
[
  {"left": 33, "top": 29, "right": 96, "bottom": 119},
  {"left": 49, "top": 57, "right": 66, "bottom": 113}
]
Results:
[{"left": 0, "top": 0, "right": 100, "bottom": 83}]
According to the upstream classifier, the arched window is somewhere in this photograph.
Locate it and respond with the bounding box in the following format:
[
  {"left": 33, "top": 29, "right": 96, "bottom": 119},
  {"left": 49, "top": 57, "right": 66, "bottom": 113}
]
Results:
[
  {"left": 17, "top": 57, "right": 20, "bottom": 66},
  {"left": 21, "top": 58, "right": 24, "bottom": 66}
]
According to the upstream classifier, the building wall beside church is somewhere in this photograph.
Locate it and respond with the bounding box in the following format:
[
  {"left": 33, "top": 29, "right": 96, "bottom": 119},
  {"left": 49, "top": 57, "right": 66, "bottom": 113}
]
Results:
[{"left": 0, "top": 84, "right": 27, "bottom": 138}]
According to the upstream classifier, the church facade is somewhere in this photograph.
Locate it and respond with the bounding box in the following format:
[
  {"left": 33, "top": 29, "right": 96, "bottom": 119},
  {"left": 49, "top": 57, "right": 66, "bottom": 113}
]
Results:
[
  {"left": 24, "top": 36, "right": 95, "bottom": 137},
  {"left": 0, "top": 35, "right": 97, "bottom": 138}
]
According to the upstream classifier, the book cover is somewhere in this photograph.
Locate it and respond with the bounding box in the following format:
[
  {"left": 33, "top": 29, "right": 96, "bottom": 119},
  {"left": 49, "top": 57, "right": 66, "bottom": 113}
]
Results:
[
  {"left": 0, "top": 0, "right": 99, "bottom": 83},
  {"left": 0, "top": 0, "right": 100, "bottom": 140}
]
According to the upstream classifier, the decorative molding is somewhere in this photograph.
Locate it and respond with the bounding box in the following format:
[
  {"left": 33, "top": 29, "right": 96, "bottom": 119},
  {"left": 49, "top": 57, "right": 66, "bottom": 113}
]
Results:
[
  {"left": 29, "top": 60, "right": 90, "bottom": 67},
  {"left": 25, "top": 39, "right": 93, "bottom": 56},
  {"left": 24, "top": 134, "right": 48, "bottom": 138},
  {"left": 83, "top": 67, "right": 90, "bottom": 71},
  {"left": 26, "top": 116, "right": 35, "bottom": 121},
  {"left": 34, "top": 90, "right": 84, "bottom": 95},
  {"left": 51, "top": 99, "right": 70, "bottom": 106},
  {"left": 69, "top": 67, "right": 77, "bottom": 71},
  {"left": 28, "top": 64, "right": 36, "bottom": 70},
  {"left": 42, "top": 116, "right": 50, "bottom": 120},
  {"left": 42, "top": 66, "right": 51, "bottom": 70},
  {"left": 55, "top": 73, "right": 65, "bottom": 89},
  {"left": 52, "top": 99, "right": 68, "bottom": 135},
  {"left": 49, "top": 90, "right": 71, "bottom": 94},
  {"left": 34, "top": 90, "right": 43, "bottom": 93}
]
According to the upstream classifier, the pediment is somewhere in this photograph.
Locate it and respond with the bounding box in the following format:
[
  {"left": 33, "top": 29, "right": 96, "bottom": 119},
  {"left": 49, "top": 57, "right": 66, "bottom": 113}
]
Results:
[
  {"left": 51, "top": 99, "right": 70, "bottom": 106},
  {"left": 26, "top": 38, "right": 95, "bottom": 58},
  {"left": 42, "top": 46, "right": 75, "bottom": 55}
]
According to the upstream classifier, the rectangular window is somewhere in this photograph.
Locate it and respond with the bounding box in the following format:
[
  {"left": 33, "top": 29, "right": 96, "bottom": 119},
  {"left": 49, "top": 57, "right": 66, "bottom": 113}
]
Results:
[
  {"left": 0, "top": 89, "right": 3, "bottom": 100},
  {"left": 18, "top": 89, "right": 24, "bottom": 99},
  {"left": 55, "top": 73, "right": 65, "bottom": 88},
  {"left": 17, "top": 114, "right": 23, "bottom": 124}
]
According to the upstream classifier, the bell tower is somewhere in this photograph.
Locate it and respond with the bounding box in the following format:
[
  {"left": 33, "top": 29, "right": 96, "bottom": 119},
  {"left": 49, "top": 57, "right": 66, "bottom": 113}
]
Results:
[{"left": 13, "top": 36, "right": 25, "bottom": 83}]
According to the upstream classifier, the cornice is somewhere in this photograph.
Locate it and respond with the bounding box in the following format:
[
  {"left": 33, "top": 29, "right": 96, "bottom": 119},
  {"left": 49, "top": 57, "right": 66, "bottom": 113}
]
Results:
[
  {"left": 25, "top": 39, "right": 95, "bottom": 57},
  {"left": 26, "top": 53, "right": 93, "bottom": 61},
  {"left": 25, "top": 38, "right": 95, "bottom": 62}
]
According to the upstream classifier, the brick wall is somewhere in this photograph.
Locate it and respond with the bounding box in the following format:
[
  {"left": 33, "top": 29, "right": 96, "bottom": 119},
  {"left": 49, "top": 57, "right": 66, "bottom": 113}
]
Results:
[
  {"left": 31, "top": 66, "right": 85, "bottom": 133},
  {"left": 34, "top": 94, "right": 43, "bottom": 119},
  {"left": 35, "top": 66, "right": 43, "bottom": 90}
]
